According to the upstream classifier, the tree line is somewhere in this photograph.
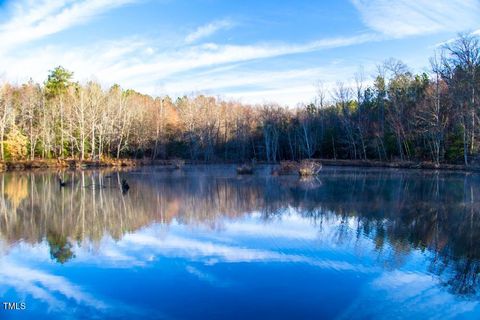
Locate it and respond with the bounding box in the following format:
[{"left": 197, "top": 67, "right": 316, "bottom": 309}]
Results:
[{"left": 0, "top": 34, "right": 478, "bottom": 164}]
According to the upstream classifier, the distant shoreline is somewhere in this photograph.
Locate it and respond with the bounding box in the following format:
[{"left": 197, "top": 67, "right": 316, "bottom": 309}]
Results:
[
  {"left": 317, "top": 159, "right": 480, "bottom": 172},
  {"left": 0, "top": 158, "right": 479, "bottom": 173},
  {"left": 0, "top": 159, "right": 155, "bottom": 171}
]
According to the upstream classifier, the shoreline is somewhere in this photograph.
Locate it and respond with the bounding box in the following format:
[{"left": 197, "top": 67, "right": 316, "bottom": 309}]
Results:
[
  {"left": 0, "top": 158, "right": 479, "bottom": 172},
  {"left": 317, "top": 159, "right": 480, "bottom": 172},
  {"left": 0, "top": 159, "right": 158, "bottom": 171}
]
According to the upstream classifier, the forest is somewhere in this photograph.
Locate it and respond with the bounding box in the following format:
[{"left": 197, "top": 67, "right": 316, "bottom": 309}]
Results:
[{"left": 0, "top": 34, "right": 478, "bottom": 165}]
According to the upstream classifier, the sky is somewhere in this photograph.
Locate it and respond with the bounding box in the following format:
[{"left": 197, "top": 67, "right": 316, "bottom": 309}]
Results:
[{"left": 0, "top": 0, "right": 479, "bottom": 106}]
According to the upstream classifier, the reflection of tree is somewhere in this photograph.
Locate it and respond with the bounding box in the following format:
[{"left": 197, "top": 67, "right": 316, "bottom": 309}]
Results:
[
  {"left": 0, "top": 167, "right": 479, "bottom": 296},
  {"left": 46, "top": 231, "right": 75, "bottom": 264},
  {"left": 4, "top": 175, "right": 28, "bottom": 209},
  {"left": 304, "top": 169, "right": 480, "bottom": 296}
]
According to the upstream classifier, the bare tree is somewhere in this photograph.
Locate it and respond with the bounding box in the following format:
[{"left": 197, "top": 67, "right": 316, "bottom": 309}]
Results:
[{"left": 441, "top": 33, "right": 480, "bottom": 165}]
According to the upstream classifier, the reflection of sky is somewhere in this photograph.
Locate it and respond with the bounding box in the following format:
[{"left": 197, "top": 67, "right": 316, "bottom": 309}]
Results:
[{"left": 0, "top": 211, "right": 479, "bottom": 319}]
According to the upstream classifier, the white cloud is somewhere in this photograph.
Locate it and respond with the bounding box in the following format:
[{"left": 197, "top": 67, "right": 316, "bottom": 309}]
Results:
[
  {"left": 185, "top": 19, "right": 234, "bottom": 44},
  {"left": 352, "top": 0, "right": 480, "bottom": 38},
  {"left": 0, "top": 32, "right": 378, "bottom": 104},
  {"left": 100, "top": 33, "right": 378, "bottom": 83},
  {"left": 0, "top": 0, "right": 136, "bottom": 52},
  {"left": 0, "top": 1, "right": 385, "bottom": 105},
  {"left": 161, "top": 64, "right": 361, "bottom": 106}
]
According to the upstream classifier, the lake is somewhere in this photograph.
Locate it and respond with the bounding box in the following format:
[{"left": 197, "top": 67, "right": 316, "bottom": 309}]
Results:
[{"left": 0, "top": 165, "right": 479, "bottom": 319}]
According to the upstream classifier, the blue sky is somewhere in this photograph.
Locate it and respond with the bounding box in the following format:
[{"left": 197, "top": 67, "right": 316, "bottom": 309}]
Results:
[{"left": 0, "top": 0, "right": 479, "bottom": 105}]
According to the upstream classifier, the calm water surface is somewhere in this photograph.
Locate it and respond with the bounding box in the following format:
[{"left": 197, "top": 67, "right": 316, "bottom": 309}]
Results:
[{"left": 1, "top": 165, "right": 480, "bottom": 319}]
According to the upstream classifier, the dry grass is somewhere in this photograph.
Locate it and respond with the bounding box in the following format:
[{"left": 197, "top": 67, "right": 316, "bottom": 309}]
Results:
[
  {"left": 271, "top": 161, "right": 298, "bottom": 175},
  {"left": 271, "top": 160, "right": 322, "bottom": 176}
]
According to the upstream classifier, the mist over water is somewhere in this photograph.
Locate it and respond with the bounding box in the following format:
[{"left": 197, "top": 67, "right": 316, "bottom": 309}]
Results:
[{"left": 0, "top": 165, "right": 479, "bottom": 319}]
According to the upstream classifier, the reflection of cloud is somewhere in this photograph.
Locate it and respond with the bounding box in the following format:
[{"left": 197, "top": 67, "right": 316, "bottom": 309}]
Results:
[
  {"left": 224, "top": 214, "right": 319, "bottom": 240},
  {"left": 89, "top": 246, "right": 145, "bottom": 267},
  {"left": 58, "top": 213, "right": 374, "bottom": 275},
  {"left": 124, "top": 233, "right": 282, "bottom": 262},
  {"left": 185, "top": 265, "right": 231, "bottom": 287},
  {"left": 119, "top": 231, "right": 373, "bottom": 273},
  {"left": 2, "top": 204, "right": 479, "bottom": 319},
  {"left": 374, "top": 271, "right": 480, "bottom": 317},
  {"left": 0, "top": 261, "right": 107, "bottom": 311},
  {"left": 372, "top": 270, "right": 432, "bottom": 294},
  {"left": 338, "top": 270, "right": 480, "bottom": 319}
]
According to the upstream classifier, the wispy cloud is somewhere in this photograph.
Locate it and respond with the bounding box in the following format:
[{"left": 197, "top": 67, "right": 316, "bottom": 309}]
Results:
[
  {"left": 352, "top": 0, "right": 480, "bottom": 38},
  {"left": 0, "top": 0, "right": 408, "bottom": 105},
  {"left": 185, "top": 19, "right": 234, "bottom": 44},
  {"left": 104, "top": 33, "right": 378, "bottom": 85},
  {"left": 160, "top": 63, "right": 361, "bottom": 105},
  {"left": 0, "top": 32, "right": 378, "bottom": 103},
  {"left": 0, "top": 0, "right": 136, "bottom": 52}
]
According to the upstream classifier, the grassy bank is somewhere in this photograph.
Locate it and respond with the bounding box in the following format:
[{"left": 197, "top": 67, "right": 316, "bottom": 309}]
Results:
[{"left": 0, "top": 159, "right": 163, "bottom": 171}]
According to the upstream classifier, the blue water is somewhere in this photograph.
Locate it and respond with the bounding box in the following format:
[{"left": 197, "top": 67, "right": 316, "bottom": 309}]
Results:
[{"left": 0, "top": 165, "right": 479, "bottom": 319}]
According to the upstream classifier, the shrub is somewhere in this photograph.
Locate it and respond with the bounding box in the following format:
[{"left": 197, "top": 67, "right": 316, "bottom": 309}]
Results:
[
  {"left": 298, "top": 160, "right": 322, "bottom": 176},
  {"left": 171, "top": 158, "right": 185, "bottom": 169},
  {"left": 236, "top": 164, "right": 253, "bottom": 174},
  {"left": 4, "top": 126, "right": 28, "bottom": 161}
]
